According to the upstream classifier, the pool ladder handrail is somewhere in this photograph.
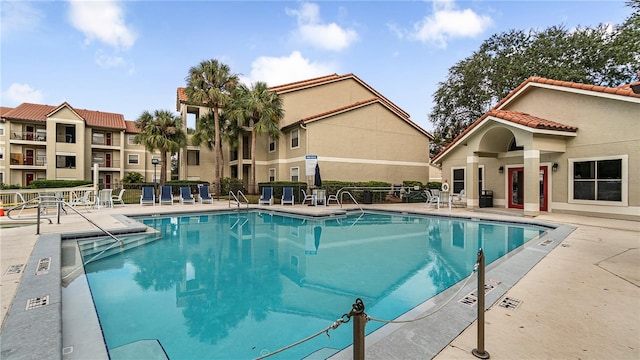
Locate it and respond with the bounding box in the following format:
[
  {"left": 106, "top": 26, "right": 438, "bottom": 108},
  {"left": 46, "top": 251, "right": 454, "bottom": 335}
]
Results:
[
  {"left": 336, "top": 189, "right": 363, "bottom": 212},
  {"left": 228, "top": 190, "right": 249, "bottom": 209}
]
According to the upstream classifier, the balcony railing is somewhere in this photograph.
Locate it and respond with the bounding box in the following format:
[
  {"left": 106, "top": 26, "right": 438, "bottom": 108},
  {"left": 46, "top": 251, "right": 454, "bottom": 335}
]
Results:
[{"left": 10, "top": 131, "right": 46, "bottom": 142}]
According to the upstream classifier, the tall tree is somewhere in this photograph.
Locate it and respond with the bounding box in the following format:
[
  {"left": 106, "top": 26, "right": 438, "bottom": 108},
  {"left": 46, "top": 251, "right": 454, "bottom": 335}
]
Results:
[
  {"left": 429, "top": 2, "right": 639, "bottom": 156},
  {"left": 134, "top": 110, "right": 187, "bottom": 186},
  {"left": 227, "top": 82, "right": 284, "bottom": 194},
  {"left": 191, "top": 111, "right": 239, "bottom": 179},
  {"left": 185, "top": 59, "right": 239, "bottom": 195}
]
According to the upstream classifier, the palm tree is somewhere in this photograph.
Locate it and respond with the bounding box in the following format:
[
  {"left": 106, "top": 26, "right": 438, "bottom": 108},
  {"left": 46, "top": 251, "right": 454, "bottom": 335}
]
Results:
[
  {"left": 191, "top": 111, "right": 239, "bottom": 179},
  {"left": 185, "top": 59, "right": 239, "bottom": 195},
  {"left": 227, "top": 81, "right": 284, "bottom": 193},
  {"left": 134, "top": 110, "right": 187, "bottom": 186}
]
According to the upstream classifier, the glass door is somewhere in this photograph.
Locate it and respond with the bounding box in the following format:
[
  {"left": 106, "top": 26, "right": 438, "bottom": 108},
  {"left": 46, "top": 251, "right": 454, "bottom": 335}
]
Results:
[{"left": 508, "top": 167, "right": 524, "bottom": 209}]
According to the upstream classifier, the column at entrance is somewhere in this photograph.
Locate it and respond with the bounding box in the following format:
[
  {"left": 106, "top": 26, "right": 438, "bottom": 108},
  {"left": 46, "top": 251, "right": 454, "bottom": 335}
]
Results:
[
  {"left": 524, "top": 150, "right": 540, "bottom": 216},
  {"left": 466, "top": 155, "right": 479, "bottom": 208}
]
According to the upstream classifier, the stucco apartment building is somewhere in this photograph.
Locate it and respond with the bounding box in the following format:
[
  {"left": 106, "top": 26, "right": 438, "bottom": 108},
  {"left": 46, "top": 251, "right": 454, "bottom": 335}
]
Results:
[
  {"left": 432, "top": 77, "right": 640, "bottom": 221},
  {"left": 1, "top": 73, "right": 433, "bottom": 190},
  {"left": 176, "top": 73, "right": 433, "bottom": 189},
  {"left": 0, "top": 102, "right": 159, "bottom": 188}
]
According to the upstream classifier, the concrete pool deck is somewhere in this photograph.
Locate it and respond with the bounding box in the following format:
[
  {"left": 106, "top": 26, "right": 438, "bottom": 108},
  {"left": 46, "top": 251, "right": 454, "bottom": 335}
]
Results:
[{"left": 1, "top": 201, "right": 638, "bottom": 359}]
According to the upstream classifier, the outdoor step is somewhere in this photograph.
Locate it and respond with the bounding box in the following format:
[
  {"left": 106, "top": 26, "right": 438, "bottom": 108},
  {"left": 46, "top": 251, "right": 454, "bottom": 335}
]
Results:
[{"left": 78, "top": 233, "right": 162, "bottom": 261}]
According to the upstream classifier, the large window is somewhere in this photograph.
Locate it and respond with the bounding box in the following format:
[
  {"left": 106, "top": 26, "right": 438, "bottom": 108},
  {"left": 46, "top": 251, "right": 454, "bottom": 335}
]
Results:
[
  {"left": 290, "top": 129, "right": 299, "bottom": 149},
  {"left": 128, "top": 135, "right": 137, "bottom": 145},
  {"left": 65, "top": 126, "right": 76, "bottom": 143},
  {"left": 187, "top": 150, "right": 200, "bottom": 165},
  {"left": 56, "top": 155, "right": 76, "bottom": 168},
  {"left": 93, "top": 132, "right": 105, "bottom": 145},
  {"left": 572, "top": 157, "right": 624, "bottom": 202},
  {"left": 92, "top": 152, "right": 105, "bottom": 166},
  {"left": 290, "top": 167, "right": 299, "bottom": 181}
]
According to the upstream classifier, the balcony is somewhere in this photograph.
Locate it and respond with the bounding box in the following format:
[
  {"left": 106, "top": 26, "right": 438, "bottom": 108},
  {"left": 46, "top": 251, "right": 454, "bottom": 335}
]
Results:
[
  {"left": 10, "top": 131, "right": 46, "bottom": 143},
  {"left": 10, "top": 153, "right": 46, "bottom": 169}
]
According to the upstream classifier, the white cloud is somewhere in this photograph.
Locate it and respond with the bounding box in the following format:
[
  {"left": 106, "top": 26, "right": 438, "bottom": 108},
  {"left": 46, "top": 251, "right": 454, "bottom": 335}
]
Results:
[
  {"left": 94, "top": 50, "right": 135, "bottom": 74},
  {"left": 2, "top": 83, "right": 43, "bottom": 105},
  {"left": 241, "top": 51, "right": 335, "bottom": 87},
  {"left": 0, "top": 2, "right": 45, "bottom": 39},
  {"left": 409, "top": 0, "right": 492, "bottom": 48},
  {"left": 67, "top": 0, "right": 136, "bottom": 49},
  {"left": 286, "top": 2, "right": 358, "bottom": 51}
]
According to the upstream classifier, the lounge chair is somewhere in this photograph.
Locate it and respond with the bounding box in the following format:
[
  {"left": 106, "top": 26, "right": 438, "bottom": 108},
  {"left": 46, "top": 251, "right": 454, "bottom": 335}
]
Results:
[
  {"left": 140, "top": 186, "right": 155, "bottom": 206},
  {"left": 70, "top": 190, "right": 93, "bottom": 208},
  {"left": 180, "top": 187, "right": 195, "bottom": 205},
  {"left": 425, "top": 189, "right": 440, "bottom": 209},
  {"left": 112, "top": 189, "right": 126, "bottom": 207},
  {"left": 451, "top": 189, "right": 467, "bottom": 208},
  {"left": 281, "top": 187, "right": 294, "bottom": 205},
  {"left": 258, "top": 187, "right": 273, "bottom": 205},
  {"left": 198, "top": 185, "right": 213, "bottom": 204},
  {"left": 301, "top": 189, "right": 314, "bottom": 205},
  {"left": 159, "top": 186, "right": 174, "bottom": 205}
]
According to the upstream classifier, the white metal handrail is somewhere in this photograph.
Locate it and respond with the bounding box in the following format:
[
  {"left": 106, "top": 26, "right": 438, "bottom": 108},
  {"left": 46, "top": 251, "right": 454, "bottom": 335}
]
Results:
[
  {"left": 337, "top": 190, "right": 363, "bottom": 212},
  {"left": 228, "top": 190, "right": 249, "bottom": 209}
]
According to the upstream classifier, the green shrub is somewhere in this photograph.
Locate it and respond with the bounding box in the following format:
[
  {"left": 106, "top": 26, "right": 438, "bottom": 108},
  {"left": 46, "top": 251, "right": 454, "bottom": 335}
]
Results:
[
  {"left": 122, "top": 172, "right": 144, "bottom": 184},
  {"left": 29, "top": 180, "right": 92, "bottom": 189}
]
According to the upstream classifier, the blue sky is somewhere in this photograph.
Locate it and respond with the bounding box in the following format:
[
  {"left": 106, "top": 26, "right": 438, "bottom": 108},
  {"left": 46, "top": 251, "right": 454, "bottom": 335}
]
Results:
[{"left": 0, "top": 0, "right": 632, "bottom": 132}]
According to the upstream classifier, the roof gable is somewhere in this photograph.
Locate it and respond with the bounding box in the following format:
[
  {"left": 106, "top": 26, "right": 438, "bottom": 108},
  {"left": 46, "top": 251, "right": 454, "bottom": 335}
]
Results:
[
  {"left": 282, "top": 97, "right": 433, "bottom": 139},
  {"left": 1, "top": 102, "right": 126, "bottom": 130}
]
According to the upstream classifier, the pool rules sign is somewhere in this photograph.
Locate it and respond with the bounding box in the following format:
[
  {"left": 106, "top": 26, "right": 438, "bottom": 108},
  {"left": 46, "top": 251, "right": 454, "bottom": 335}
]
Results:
[{"left": 305, "top": 155, "right": 318, "bottom": 176}]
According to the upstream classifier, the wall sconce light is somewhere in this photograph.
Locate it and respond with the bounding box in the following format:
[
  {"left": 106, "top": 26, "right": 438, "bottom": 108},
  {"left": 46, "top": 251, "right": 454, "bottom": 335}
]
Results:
[
  {"left": 552, "top": 163, "right": 559, "bottom": 172},
  {"left": 498, "top": 166, "right": 504, "bottom": 173}
]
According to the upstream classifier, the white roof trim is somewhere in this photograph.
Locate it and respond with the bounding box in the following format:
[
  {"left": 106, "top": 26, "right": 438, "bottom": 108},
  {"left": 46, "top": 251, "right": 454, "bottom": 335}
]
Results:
[{"left": 498, "top": 82, "right": 640, "bottom": 109}]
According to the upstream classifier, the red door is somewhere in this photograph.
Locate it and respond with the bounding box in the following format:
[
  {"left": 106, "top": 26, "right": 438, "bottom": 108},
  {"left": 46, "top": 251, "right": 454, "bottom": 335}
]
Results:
[
  {"left": 25, "top": 149, "right": 34, "bottom": 165},
  {"left": 106, "top": 133, "right": 112, "bottom": 146},
  {"left": 105, "top": 153, "right": 111, "bottom": 167},
  {"left": 508, "top": 166, "right": 548, "bottom": 211},
  {"left": 26, "top": 173, "right": 34, "bottom": 186},
  {"left": 105, "top": 174, "right": 112, "bottom": 189}
]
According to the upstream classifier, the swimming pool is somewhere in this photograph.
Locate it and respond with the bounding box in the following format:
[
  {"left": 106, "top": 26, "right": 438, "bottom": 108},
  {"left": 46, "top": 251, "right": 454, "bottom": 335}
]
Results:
[{"left": 80, "top": 211, "right": 546, "bottom": 359}]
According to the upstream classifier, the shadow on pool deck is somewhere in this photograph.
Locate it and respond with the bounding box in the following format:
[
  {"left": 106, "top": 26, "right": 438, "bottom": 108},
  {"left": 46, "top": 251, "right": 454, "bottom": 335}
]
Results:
[{"left": 1, "top": 201, "right": 638, "bottom": 359}]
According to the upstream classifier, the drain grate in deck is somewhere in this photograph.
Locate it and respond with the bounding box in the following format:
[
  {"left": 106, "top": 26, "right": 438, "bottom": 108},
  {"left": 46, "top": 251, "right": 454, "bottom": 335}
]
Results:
[
  {"left": 498, "top": 296, "right": 522, "bottom": 310},
  {"left": 5, "top": 264, "right": 25, "bottom": 275},
  {"left": 459, "top": 280, "right": 501, "bottom": 306},
  {"left": 36, "top": 257, "right": 51, "bottom": 275},
  {"left": 25, "top": 295, "right": 50, "bottom": 310},
  {"left": 459, "top": 295, "right": 477, "bottom": 306},
  {"left": 539, "top": 238, "right": 554, "bottom": 246}
]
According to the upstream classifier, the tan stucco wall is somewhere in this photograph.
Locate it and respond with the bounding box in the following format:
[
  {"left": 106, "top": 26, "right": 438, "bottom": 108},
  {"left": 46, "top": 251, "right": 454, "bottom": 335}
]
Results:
[{"left": 279, "top": 78, "right": 377, "bottom": 127}]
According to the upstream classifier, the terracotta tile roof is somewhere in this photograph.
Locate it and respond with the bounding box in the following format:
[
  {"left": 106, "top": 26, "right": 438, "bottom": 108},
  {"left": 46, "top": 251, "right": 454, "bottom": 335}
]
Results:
[
  {"left": 494, "top": 76, "right": 640, "bottom": 110},
  {"left": 2, "top": 102, "right": 126, "bottom": 130},
  {"left": 283, "top": 97, "right": 433, "bottom": 139},
  {"left": 0, "top": 106, "right": 14, "bottom": 117},
  {"left": 177, "top": 87, "right": 187, "bottom": 104},
  {"left": 125, "top": 120, "right": 140, "bottom": 133},
  {"left": 489, "top": 110, "right": 577, "bottom": 131}
]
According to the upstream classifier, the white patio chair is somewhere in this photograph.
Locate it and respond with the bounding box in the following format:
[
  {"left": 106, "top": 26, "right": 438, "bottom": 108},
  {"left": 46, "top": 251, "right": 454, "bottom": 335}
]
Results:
[{"left": 112, "top": 189, "right": 126, "bottom": 207}]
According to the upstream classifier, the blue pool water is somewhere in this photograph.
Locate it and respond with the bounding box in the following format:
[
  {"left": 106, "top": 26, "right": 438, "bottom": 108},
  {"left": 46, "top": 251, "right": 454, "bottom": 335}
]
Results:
[{"left": 81, "top": 211, "right": 545, "bottom": 359}]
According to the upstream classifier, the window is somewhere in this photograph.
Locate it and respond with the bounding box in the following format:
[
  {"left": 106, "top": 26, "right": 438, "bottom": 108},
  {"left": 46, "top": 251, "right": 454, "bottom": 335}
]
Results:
[
  {"left": 93, "top": 132, "right": 105, "bottom": 145},
  {"left": 0, "top": 172, "right": 3, "bottom": 184},
  {"left": 269, "top": 168, "right": 276, "bottom": 182},
  {"left": 0, "top": 147, "right": 4, "bottom": 160},
  {"left": 128, "top": 135, "right": 137, "bottom": 145},
  {"left": 56, "top": 155, "right": 76, "bottom": 168},
  {"left": 187, "top": 150, "right": 200, "bottom": 165},
  {"left": 269, "top": 137, "right": 276, "bottom": 152},
  {"left": 452, "top": 168, "right": 465, "bottom": 194},
  {"left": 128, "top": 154, "right": 139, "bottom": 165},
  {"left": 572, "top": 156, "right": 624, "bottom": 202},
  {"left": 290, "top": 167, "right": 299, "bottom": 181},
  {"left": 452, "top": 167, "right": 483, "bottom": 194},
  {"left": 290, "top": 129, "right": 299, "bottom": 149},
  {"left": 0, "top": 124, "right": 4, "bottom": 136}
]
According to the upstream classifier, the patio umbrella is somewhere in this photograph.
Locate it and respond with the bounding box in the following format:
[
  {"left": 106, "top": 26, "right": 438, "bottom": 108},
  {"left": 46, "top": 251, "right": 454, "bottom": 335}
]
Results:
[{"left": 314, "top": 163, "right": 322, "bottom": 187}]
